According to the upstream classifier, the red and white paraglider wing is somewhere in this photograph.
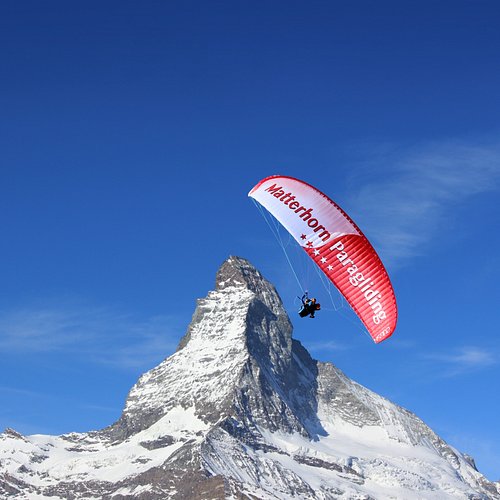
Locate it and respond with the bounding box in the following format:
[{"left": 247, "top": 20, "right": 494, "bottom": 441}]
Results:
[{"left": 249, "top": 175, "right": 397, "bottom": 343}]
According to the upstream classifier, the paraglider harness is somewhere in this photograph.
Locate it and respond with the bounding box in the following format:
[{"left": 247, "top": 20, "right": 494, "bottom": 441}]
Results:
[{"left": 298, "top": 292, "right": 321, "bottom": 318}]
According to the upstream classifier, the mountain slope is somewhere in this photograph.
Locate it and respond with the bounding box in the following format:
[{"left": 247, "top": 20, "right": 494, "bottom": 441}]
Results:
[{"left": 1, "top": 256, "right": 498, "bottom": 499}]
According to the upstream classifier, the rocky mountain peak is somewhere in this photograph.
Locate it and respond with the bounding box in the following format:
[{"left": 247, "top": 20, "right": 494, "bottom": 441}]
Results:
[
  {"left": 215, "top": 255, "right": 286, "bottom": 315},
  {"left": 108, "top": 256, "right": 300, "bottom": 441},
  {"left": 216, "top": 255, "right": 263, "bottom": 291}
]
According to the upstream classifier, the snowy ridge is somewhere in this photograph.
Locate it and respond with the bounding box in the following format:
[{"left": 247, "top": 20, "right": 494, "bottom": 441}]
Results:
[
  {"left": 0, "top": 407, "right": 209, "bottom": 499},
  {"left": 1, "top": 256, "right": 498, "bottom": 499}
]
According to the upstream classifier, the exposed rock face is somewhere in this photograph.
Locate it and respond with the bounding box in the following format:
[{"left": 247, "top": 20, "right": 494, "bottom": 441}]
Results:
[{"left": 1, "top": 256, "right": 498, "bottom": 499}]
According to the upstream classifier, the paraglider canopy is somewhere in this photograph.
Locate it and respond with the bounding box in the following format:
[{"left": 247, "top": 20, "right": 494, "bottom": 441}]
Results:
[{"left": 249, "top": 175, "right": 397, "bottom": 343}]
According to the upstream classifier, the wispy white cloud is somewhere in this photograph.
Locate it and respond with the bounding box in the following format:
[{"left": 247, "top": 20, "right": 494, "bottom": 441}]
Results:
[
  {"left": 347, "top": 140, "right": 500, "bottom": 267},
  {"left": 0, "top": 307, "right": 101, "bottom": 352},
  {"left": 0, "top": 385, "right": 43, "bottom": 398},
  {"left": 305, "top": 340, "right": 350, "bottom": 353},
  {"left": 423, "top": 346, "right": 497, "bottom": 376},
  {"left": 0, "top": 303, "right": 181, "bottom": 370},
  {"left": 90, "top": 315, "right": 178, "bottom": 369}
]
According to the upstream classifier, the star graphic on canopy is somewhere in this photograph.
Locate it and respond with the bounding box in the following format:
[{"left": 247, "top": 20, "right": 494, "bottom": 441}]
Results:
[
  {"left": 300, "top": 234, "right": 307, "bottom": 240},
  {"left": 306, "top": 241, "right": 313, "bottom": 247},
  {"left": 327, "top": 265, "right": 333, "bottom": 271},
  {"left": 320, "top": 257, "right": 327, "bottom": 263},
  {"left": 314, "top": 249, "right": 320, "bottom": 256}
]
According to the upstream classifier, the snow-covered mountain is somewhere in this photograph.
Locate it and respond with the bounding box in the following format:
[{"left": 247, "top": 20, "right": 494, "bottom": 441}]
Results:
[{"left": 1, "top": 256, "right": 498, "bottom": 499}]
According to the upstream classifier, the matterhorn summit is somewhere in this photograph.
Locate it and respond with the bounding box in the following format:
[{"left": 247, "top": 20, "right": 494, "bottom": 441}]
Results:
[{"left": 1, "top": 256, "right": 498, "bottom": 499}]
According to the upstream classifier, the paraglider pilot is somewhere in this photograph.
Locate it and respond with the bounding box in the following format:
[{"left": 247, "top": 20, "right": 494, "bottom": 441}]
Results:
[{"left": 298, "top": 292, "right": 321, "bottom": 318}]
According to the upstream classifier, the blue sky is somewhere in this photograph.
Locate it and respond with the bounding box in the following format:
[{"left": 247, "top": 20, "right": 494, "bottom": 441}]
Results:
[{"left": 1, "top": 0, "right": 499, "bottom": 481}]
